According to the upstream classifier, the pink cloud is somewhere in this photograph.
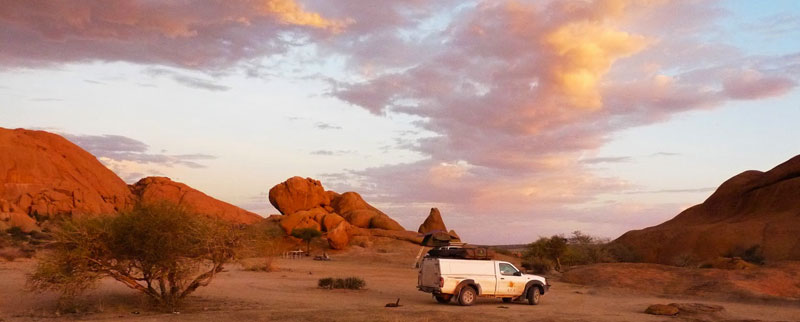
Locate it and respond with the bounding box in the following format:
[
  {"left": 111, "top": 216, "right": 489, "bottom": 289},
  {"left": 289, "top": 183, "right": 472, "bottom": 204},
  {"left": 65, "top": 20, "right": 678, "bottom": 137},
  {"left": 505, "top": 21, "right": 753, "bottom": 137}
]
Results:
[{"left": 0, "top": 0, "right": 345, "bottom": 69}]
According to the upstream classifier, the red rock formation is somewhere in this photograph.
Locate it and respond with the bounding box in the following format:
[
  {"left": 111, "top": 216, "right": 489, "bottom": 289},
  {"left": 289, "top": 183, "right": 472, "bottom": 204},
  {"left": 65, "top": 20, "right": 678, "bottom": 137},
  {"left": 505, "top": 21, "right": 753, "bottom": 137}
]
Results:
[
  {"left": 326, "top": 221, "right": 352, "bottom": 249},
  {"left": 0, "top": 128, "right": 263, "bottom": 231},
  {"left": 331, "top": 192, "right": 405, "bottom": 231},
  {"left": 418, "top": 207, "right": 447, "bottom": 234},
  {"left": 0, "top": 128, "right": 135, "bottom": 230},
  {"left": 615, "top": 154, "right": 800, "bottom": 264},
  {"left": 130, "top": 177, "right": 263, "bottom": 224},
  {"left": 268, "top": 177, "right": 330, "bottom": 215}
]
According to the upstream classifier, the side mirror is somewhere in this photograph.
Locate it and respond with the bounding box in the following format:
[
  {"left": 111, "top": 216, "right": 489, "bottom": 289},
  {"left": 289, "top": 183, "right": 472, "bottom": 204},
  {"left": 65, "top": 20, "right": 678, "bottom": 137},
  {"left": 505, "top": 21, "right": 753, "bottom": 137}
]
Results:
[{"left": 513, "top": 271, "right": 522, "bottom": 276}]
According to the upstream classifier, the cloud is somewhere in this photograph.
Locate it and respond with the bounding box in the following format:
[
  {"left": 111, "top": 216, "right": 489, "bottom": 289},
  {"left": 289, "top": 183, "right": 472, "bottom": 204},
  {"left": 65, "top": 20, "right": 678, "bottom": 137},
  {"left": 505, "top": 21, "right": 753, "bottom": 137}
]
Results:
[
  {"left": 314, "top": 122, "right": 342, "bottom": 130},
  {"left": 310, "top": 150, "right": 351, "bottom": 156},
  {"left": 580, "top": 156, "right": 632, "bottom": 164},
  {"left": 0, "top": 0, "right": 347, "bottom": 69},
  {"left": 145, "top": 68, "right": 230, "bottom": 91},
  {"left": 650, "top": 152, "right": 679, "bottom": 157},
  {"left": 64, "top": 133, "right": 216, "bottom": 169},
  {"left": 623, "top": 187, "right": 716, "bottom": 194}
]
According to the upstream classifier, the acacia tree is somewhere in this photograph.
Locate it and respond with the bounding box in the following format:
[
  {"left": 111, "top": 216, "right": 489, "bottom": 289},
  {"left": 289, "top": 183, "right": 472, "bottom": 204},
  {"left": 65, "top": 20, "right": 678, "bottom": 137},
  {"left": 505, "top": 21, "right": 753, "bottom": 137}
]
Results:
[
  {"left": 28, "top": 202, "right": 242, "bottom": 310},
  {"left": 291, "top": 228, "right": 322, "bottom": 254},
  {"left": 523, "top": 235, "right": 568, "bottom": 272}
]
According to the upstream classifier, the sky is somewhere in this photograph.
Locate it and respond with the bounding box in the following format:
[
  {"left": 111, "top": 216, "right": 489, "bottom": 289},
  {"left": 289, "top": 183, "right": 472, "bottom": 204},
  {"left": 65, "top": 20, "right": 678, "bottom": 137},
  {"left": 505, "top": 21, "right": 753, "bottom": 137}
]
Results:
[{"left": 1, "top": 0, "right": 799, "bottom": 244}]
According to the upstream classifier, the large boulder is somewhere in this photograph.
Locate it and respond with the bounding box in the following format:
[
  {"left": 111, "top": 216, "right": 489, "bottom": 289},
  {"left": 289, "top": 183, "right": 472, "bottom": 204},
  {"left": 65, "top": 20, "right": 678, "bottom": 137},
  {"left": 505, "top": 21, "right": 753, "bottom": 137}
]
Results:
[
  {"left": 370, "top": 213, "right": 405, "bottom": 231},
  {"left": 0, "top": 128, "right": 135, "bottom": 222},
  {"left": 320, "top": 212, "right": 345, "bottom": 231},
  {"left": 280, "top": 211, "right": 321, "bottom": 234},
  {"left": 131, "top": 177, "right": 263, "bottom": 224},
  {"left": 615, "top": 154, "right": 800, "bottom": 264},
  {"left": 268, "top": 177, "right": 330, "bottom": 215},
  {"left": 418, "top": 207, "right": 447, "bottom": 234},
  {"left": 326, "top": 221, "right": 352, "bottom": 250},
  {"left": 331, "top": 192, "right": 405, "bottom": 231}
]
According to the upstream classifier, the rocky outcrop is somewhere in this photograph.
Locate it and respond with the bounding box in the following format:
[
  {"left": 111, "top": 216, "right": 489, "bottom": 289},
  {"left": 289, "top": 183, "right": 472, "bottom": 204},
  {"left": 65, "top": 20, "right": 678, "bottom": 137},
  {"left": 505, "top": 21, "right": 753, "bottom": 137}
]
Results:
[
  {"left": 615, "top": 154, "right": 800, "bottom": 264},
  {"left": 279, "top": 211, "right": 321, "bottom": 234},
  {"left": 330, "top": 192, "right": 404, "bottom": 231},
  {"left": 268, "top": 177, "right": 330, "bottom": 215},
  {"left": 0, "top": 128, "right": 263, "bottom": 231},
  {"left": 0, "top": 128, "right": 135, "bottom": 231},
  {"left": 130, "top": 177, "right": 263, "bottom": 224},
  {"left": 418, "top": 208, "right": 447, "bottom": 234},
  {"left": 267, "top": 177, "right": 410, "bottom": 249}
]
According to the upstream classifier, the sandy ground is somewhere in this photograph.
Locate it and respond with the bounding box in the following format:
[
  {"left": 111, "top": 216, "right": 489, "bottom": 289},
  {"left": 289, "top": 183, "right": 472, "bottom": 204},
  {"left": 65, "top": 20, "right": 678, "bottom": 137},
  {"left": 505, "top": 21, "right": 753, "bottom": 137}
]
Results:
[{"left": 2, "top": 240, "right": 800, "bottom": 322}]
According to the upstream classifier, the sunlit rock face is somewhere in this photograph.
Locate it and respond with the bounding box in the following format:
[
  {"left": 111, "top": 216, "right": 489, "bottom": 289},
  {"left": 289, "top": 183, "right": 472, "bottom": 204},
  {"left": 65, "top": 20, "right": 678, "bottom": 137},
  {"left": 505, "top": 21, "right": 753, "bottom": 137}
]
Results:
[{"left": 615, "top": 154, "right": 800, "bottom": 264}]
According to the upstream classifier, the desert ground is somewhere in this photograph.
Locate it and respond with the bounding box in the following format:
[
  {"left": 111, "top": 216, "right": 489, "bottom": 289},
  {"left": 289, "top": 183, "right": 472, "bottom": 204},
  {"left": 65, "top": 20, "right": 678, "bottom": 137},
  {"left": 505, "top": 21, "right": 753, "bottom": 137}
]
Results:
[{"left": 2, "top": 238, "right": 799, "bottom": 322}]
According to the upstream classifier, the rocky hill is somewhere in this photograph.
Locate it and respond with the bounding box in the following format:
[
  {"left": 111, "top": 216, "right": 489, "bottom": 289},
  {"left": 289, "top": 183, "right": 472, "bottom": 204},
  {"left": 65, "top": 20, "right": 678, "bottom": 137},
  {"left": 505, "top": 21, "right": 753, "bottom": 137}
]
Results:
[
  {"left": 0, "top": 127, "right": 262, "bottom": 232},
  {"left": 615, "top": 154, "right": 800, "bottom": 264}
]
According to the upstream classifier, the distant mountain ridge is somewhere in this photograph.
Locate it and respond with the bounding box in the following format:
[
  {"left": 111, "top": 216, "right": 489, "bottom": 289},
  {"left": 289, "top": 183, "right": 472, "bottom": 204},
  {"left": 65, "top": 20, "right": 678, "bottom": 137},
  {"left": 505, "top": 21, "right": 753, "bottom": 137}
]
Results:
[
  {"left": 0, "top": 127, "right": 262, "bottom": 232},
  {"left": 615, "top": 154, "right": 800, "bottom": 264}
]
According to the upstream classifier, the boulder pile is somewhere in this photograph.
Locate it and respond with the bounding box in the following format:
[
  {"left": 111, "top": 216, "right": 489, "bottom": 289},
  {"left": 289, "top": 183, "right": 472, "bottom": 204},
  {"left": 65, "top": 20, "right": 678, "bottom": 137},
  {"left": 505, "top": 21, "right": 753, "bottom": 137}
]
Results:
[{"left": 268, "top": 176, "right": 406, "bottom": 249}]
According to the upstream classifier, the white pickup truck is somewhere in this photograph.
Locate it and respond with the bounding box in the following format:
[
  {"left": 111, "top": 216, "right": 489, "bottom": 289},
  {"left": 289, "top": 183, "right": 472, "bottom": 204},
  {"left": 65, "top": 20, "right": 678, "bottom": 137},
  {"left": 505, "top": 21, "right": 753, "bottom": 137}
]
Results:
[{"left": 417, "top": 257, "right": 549, "bottom": 306}]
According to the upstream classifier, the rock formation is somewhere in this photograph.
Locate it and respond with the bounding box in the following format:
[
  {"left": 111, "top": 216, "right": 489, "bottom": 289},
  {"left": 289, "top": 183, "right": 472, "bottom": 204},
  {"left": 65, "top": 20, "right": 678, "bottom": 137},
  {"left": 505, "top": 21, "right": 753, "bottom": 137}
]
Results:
[
  {"left": 0, "top": 127, "right": 263, "bottom": 232},
  {"left": 615, "top": 154, "right": 800, "bottom": 264},
  {"left": 268, "top": 177, "right": 330, "bottom": 215},
  {"left": 130, "top": 177, "right": 263, "bottom": 224},
  {"left": 418, "top": 208, "right": 447, "bottom": 234},
  {"left": 0, "top": 128, "right": 135, "bottom": 231},
  {"left": 267, "top": 177, "right": 408, "bottom": 249}
]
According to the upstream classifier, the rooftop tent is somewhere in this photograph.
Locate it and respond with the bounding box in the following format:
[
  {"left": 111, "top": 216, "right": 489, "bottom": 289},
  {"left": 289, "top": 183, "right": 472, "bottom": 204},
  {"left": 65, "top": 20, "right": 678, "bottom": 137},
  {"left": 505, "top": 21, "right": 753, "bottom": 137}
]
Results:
[{"left": 419, "top": 230, "right": 457, "bottom": 247}]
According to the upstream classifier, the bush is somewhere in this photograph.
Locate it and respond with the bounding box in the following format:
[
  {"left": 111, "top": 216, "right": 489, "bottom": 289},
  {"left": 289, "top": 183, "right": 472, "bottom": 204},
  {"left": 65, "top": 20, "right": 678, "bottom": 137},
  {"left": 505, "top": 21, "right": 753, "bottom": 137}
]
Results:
[
  {"left": 318, "top": 277, "right": 365, "bottom": 290},
  {"left": 523, "top": 235, "right": 567, "bottom": 271},
  {"left": 522, "top": 257, "right": 554, "bottom": 274},
  {"left": 27, "top": 202, "right": 242, "bottom": 311}
]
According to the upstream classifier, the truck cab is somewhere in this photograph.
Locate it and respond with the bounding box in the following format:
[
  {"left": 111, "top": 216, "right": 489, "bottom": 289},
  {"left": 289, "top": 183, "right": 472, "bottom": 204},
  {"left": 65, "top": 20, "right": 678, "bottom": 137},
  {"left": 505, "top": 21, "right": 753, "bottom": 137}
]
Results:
[{"left": 418, "top": 257, "right": 549, "bottom": 306}]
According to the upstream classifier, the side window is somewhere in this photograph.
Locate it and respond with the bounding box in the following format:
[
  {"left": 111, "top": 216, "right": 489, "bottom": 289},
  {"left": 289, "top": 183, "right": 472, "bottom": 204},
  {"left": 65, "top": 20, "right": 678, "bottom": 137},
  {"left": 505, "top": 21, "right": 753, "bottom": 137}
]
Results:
[{"left": 498, "top": 263, "right": 518, "bottom": 276}]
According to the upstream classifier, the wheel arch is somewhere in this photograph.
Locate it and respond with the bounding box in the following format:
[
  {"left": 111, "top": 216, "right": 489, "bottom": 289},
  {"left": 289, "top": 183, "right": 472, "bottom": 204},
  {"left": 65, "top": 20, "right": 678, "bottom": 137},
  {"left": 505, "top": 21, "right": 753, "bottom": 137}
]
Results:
[
  {"left": 454, "top": 279, "right": 482, "bottom": 296},
  {"left": 523, "top": 280, "right": 546, "bottom": 296}
]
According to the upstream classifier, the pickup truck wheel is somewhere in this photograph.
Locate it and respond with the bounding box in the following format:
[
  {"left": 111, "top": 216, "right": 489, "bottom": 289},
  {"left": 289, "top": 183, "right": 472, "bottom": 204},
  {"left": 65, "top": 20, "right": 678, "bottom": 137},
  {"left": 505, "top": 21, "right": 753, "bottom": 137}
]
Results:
[
  {"left": 501, "top": 297, "right": 513, "bottom": 303},
  {"left": 434, "top": 294, "right": 452, "bottom": 304},
  {"left": 527, "top": 287, "right": 541, "bottom": 305},
  {"left": 458, "top": 287, "right": 477, "bottom": 306}
]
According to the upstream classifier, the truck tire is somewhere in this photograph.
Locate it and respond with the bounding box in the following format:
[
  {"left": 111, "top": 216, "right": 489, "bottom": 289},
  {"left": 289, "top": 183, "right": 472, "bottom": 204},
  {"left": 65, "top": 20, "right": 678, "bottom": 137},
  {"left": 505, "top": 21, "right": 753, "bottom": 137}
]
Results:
[
  {"left": 502, "top": 297, "right": 513, "bottom": 303},
  {"left": 434, "top": 294, "right": 452, "bottom": 304},
  {"left": 458, "top": 286, "right": 477, "bottom": 306},
  {"left": 527, "top": 286, "right": 541, "bottom": 305}
]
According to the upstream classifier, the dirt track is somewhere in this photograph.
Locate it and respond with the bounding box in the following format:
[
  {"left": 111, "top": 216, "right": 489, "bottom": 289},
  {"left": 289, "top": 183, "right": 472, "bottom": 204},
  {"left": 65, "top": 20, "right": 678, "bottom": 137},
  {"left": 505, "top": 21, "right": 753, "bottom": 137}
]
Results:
[{"left": 2, "top": 240, "right": 800, "bottom": 322}]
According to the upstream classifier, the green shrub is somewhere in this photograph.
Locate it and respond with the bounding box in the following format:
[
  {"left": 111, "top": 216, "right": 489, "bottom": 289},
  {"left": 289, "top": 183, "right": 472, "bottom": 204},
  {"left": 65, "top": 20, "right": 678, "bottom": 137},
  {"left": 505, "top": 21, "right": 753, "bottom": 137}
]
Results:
[
  {"left": 27, "top": 202, "right": 243, "bottom": 311},
  {"left": 318, "top": 277, "right": 365, "bottom": 290},
  {"left": 522, "top": 257, "right": 554, "bottom": 274},
  {"left": 291, "top": 228, "right": 322, "bottom": 253},
  {"left": 523, "top": 235, "right": 567, "bottom": 271}
]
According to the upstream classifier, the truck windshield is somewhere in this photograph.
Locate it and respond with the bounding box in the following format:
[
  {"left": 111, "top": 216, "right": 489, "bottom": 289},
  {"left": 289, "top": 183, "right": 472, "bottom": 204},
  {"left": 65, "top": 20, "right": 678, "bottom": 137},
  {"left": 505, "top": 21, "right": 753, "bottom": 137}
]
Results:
[{"left": 498, "top": 263, "right": 519, "bottom": 275}]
